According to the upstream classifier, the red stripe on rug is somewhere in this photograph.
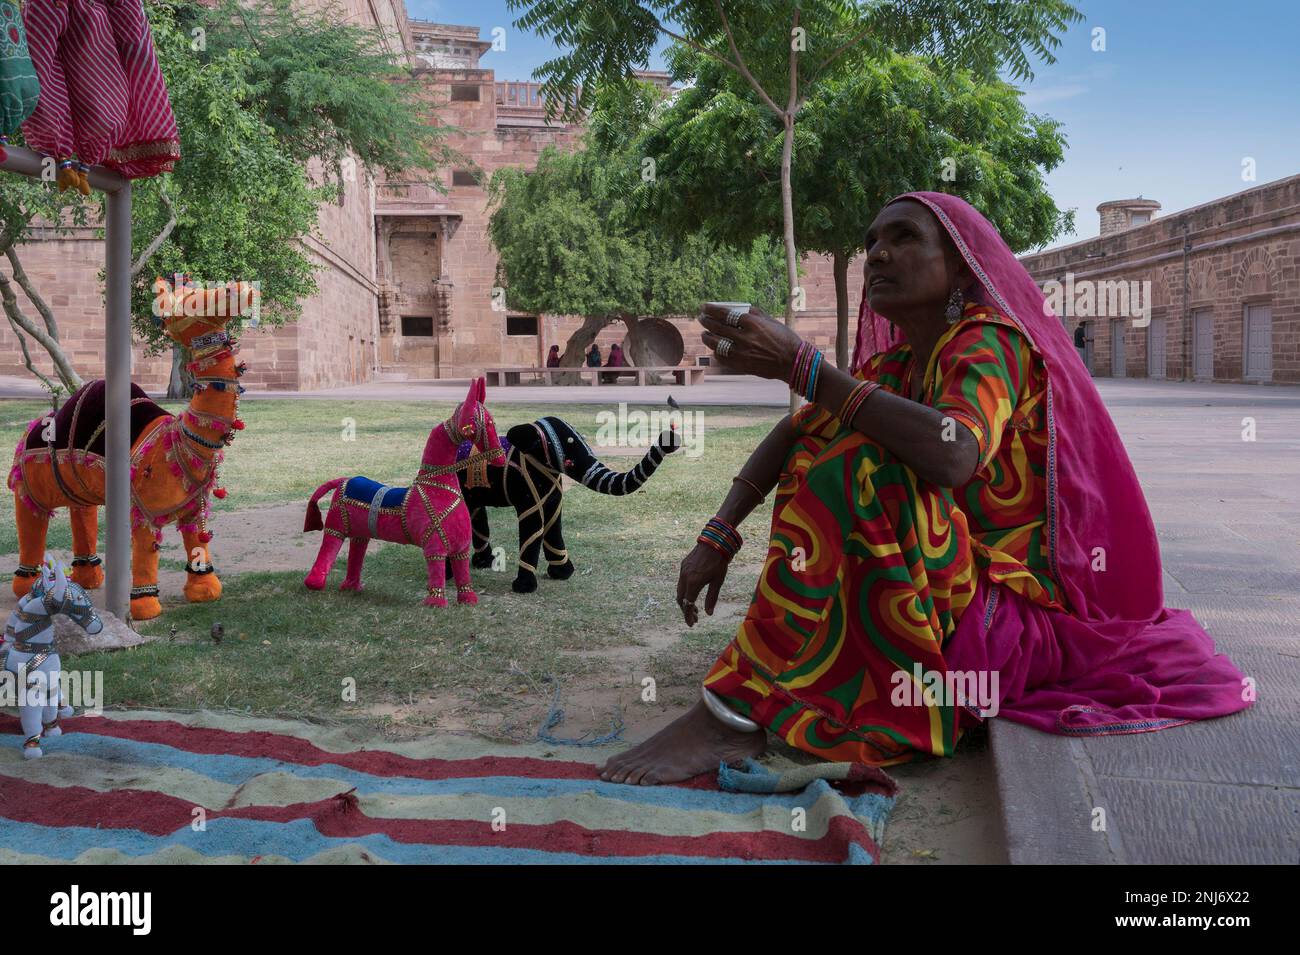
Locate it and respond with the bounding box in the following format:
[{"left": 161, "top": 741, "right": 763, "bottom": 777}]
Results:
[
  {"left": 0, "top": 777, "right": 878, "bottom": 863},
  {"left": 0, "top": 715, "right": 714, "bottom": 790}
]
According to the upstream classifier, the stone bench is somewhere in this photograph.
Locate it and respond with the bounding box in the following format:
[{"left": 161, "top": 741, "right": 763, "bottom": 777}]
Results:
[{"left": 484, "top": 366, "right": 706, "bottom": 387}]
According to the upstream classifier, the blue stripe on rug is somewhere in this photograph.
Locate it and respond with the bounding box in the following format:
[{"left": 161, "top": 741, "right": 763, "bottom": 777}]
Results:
[
  {"left": 26, "top": 732, "right": 859, "bottom": 816},
  {"left": 0, "top": 818, "right": 843, "bottom": 865}
]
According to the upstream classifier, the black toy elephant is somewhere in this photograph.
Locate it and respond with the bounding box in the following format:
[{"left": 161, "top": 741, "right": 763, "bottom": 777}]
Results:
[{"left": 454, "top": 416, "right": 680, "bottom": 593}]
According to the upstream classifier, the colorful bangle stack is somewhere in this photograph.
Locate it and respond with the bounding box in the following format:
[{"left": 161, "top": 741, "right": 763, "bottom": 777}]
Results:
[
  {"left": 838, "top": 380, "right": 880, "bottom": 425},
  {"left": 697, "top": 516, "right": 743, "bottom": 560},
  {"left": 790, "top": 342, "right": 824, "bottom": 402}
]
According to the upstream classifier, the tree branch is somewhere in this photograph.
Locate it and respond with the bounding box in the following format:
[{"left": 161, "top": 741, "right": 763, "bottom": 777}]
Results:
[
  {"left": 131, "top": 186, "right": 183, "bottom": 278},
  {"left": 0, "top": 262, "right": 83, "bottom": 392},
  {"left": 813, "top": 26, "right": 876, "bottom": 77},
  {"left": 655, "top": 24, "right": 742, "bottom": 74},
  {"left": 5, "top": 246, "right": 61, "bottom": 341},
  {"left": 787, "top": 6, "right": 801, "bottom": 113},
  {"left": 710, "top": 0, "right": 787, "bottom": 117},
  {"left": 4, "top": 313, "right": 58, "bottom": 394}
]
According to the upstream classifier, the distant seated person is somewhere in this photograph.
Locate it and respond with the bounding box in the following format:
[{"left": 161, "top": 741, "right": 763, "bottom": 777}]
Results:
[
  {"left": 546, "top": 345, "right": 561, "bottom": 368},
  {"left": 586, "top": 344, "right": 602, "bottom": 368},
  {"left": 602, "top": 342, "right": 628, "bottom": 382}
]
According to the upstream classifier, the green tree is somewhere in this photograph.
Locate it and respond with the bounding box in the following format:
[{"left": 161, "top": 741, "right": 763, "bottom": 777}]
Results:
[
  {"left": 130, "top": 1, "right": 323, "bottom": 396},
  {"left": 0, "top": 0, "right": 459, "bottom": 399},
  {"left": 488, "top": 125, "right": 785, "bottom": 380},
  {"left": 194, "top": 0, "right": 459, "bottom": 186},
  {"left": 619, "top": 50, "right": 1073, "bottom": 366},
  {"left": 511, "top": 0, "right": 1079, "bottom": 404}
]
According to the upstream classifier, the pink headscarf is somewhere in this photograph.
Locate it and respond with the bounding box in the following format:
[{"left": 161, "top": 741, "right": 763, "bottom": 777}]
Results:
[{"left": 856, "top": 191, "right": 1249, "bottom": 735}]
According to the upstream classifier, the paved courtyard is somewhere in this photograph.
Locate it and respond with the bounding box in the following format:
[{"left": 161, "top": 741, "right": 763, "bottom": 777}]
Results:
[{"left": 995, "top": 378, "right": 1300, "bottom": 864}]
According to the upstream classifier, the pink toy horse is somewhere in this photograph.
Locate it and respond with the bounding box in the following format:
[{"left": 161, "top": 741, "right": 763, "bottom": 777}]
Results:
[{"left": 302, "top": 378, "right": 504, "bottom": 607}]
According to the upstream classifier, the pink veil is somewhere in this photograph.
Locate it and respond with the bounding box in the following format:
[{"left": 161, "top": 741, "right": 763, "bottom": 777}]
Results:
[{"left": 854, "top": 191, "right": 1249, "bottom": 735}]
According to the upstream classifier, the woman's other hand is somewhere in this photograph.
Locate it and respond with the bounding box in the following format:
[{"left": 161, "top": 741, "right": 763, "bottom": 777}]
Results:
[
  {"left": 676, "top": 542, "right": 730, "bottom": 627},
  {"left": 699, "top": 303, "right": 803, "bottom": 383}
]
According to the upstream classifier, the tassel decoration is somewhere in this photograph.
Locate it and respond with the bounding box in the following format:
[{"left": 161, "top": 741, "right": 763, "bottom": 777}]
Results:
[
  {"left": 213, "top": 488, "right": 227, "bottom": 500},
  {"left": 465, "top": 455, "right": 488, "bottom": 490}
]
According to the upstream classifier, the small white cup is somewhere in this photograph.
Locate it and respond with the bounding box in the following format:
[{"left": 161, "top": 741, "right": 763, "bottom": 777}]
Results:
[{"left": 702, "top": 301, "right": 750, "bottom": 321}]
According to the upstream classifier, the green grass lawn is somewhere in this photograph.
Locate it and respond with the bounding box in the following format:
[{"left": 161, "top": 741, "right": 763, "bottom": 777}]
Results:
[{"left": 1, "top": 397, "right": 782, "bottom": 734}]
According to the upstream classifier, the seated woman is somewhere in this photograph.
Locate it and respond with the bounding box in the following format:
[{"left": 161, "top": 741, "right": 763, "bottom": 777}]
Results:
[
  {"left": 602, "top": 342, "right": 628, "bottom": 383},
  {"left": 600, "top": 192, "right": 1250, "bottom": 785}
]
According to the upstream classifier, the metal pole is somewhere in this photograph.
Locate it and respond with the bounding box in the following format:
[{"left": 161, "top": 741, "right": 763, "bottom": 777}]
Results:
[
  {"left": 104, "top": 182, "right": 133, "bottom": 621},
  {"left": 0, "top": 146, "right": 132, "bottom": 618}
]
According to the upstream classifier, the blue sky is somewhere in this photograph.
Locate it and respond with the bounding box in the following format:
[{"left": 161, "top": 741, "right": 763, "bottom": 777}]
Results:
[{"left": 408, "top": 0, "right": 1299, "bottom": 249}]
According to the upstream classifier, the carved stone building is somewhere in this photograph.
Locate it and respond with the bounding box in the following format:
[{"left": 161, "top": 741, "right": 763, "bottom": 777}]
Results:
[{"left": 371, "top": 21, "right": 583, "bottom": 380}]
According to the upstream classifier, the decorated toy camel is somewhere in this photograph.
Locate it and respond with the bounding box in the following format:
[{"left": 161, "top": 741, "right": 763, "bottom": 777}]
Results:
[
  {"left": 3, "top": 556, "right": 103, "bottom": 758},
  {"left": 456, "top": 416, "right": 680, "bottom": 593},
  {"left": 8, "top": 282, "right": 252, "bottom": 620},
  {"left": 303, "top": 377, "right": 504, "bottom": 606}
]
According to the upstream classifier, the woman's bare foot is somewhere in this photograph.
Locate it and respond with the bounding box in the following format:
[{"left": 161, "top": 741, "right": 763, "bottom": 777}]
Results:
[{"left": 598, "top": 699, "right": 766, "bottom": 785}]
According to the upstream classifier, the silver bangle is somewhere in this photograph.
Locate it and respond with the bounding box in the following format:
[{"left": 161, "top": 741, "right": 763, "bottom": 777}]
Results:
[{"left": 701, "top": 686, "right": 761, "bottom": 733}]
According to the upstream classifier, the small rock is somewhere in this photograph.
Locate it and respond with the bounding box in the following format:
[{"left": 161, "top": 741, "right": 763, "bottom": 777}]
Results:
[{"left": 53, "top": 610, "right": 150, "bottom": 656}]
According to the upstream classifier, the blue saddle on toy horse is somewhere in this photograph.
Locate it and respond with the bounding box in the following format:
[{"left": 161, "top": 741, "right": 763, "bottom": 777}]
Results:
[{"left": 341, "top": 476, "right": 409, "bottom": 538}]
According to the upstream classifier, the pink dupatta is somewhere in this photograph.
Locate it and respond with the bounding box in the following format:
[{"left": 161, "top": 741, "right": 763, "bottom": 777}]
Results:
[{"left": 853, "top": 191, "right": 1250, "bottom": 735}]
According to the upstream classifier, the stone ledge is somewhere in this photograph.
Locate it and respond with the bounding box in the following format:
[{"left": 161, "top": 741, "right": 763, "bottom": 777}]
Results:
[{"left": 988, "top": 719, "right": 1126, "bottom": 864}]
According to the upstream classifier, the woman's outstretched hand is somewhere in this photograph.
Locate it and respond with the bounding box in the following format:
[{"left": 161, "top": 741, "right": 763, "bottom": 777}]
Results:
[
  {"left": 699, "top": 303, "right": 803, "bottom": 383},
  {"left": 676, "top": 542, "right": 730, "bottom": 627}
]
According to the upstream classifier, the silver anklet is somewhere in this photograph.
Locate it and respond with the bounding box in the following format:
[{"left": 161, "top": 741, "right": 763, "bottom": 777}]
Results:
[{"left": 701, "top": 687, "right": 761, "bottom": 733}]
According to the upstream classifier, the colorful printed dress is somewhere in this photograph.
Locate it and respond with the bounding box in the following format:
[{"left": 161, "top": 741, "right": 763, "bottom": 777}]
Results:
[{"left": 703, "top": 304, "right": 1063, "bottom": 766}]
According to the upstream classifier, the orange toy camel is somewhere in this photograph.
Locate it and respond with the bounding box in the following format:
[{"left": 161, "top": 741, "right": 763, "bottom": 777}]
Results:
[{"left": 8, "top": 283, "right": 252, "bottom": 620}]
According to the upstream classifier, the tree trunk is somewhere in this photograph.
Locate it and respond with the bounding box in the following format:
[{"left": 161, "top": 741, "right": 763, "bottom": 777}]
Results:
[
  {"left": 780, "top": 112, "right": 798, "bottom": 413},
  {"left": 556, "top": 313, "right": 617, "bottom": 385},
  {"left": 832, "top": 249, "right": 850, "bottom": 369},
  {"left": 166, "top": 344, "right": 189, "bottom": 399}
]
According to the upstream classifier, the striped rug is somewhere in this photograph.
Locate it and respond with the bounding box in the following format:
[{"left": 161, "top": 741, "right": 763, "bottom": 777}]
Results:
[{"left": 0, "top": 710, "right": 897, "bottom": 864}]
